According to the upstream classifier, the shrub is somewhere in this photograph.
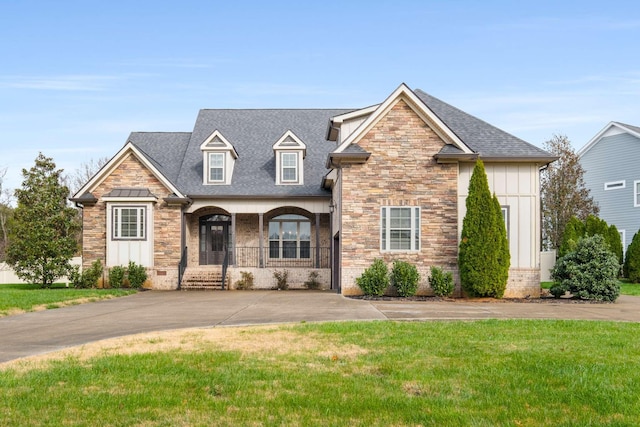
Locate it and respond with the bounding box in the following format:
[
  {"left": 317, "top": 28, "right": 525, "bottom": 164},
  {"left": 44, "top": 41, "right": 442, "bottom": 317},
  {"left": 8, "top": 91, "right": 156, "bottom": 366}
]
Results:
[
  {"left": 273, "top": 269, "right": 289, "bottom": 290},
  {"left": 69, "top": 260, "right": 103, "bottom": 289},
  {"left": 551, "top": 234, "right": 620, "bottom": 301},
  {"left": 559, "top": 216, "right": 585, "bottom": 258},
  {"left": 304, "top": 271, "right": 322, "bottom": 290},
  {"left": 390, "top": 261, "right": 420, "bottom": 297},
  {"left": 624, "top": 230, "right": 640, "bottom": 283},
  {"left": 429, "top": 266, "right": 454, "bottom": 297},
  {"left": 458, "top": 160, "right": 510, "bottom": 298},
  {"left": 127, "top": 261, "right": 147, "bottom": 289},
  {"left": 235, "top": 271, "right": 255, "bottom": 290},
  {"left": 356, "top": 259, "right": 389, "bottom": 296},
  {"left": 109, "top": 266, "right": 126, "bottom": 289}
]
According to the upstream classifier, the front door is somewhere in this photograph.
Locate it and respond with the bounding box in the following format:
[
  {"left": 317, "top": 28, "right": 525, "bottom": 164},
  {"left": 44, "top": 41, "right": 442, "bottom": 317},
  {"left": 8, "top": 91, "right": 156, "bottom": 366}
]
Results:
[{"left": 199, "top": 215, "right": 231, "bottom": 265}]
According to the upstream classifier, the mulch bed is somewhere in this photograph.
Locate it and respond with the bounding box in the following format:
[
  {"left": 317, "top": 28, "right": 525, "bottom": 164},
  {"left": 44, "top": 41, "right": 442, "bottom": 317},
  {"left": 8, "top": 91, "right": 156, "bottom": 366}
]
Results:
[{"left": 347, "top": 295, "right": 612, "bottom": 304}]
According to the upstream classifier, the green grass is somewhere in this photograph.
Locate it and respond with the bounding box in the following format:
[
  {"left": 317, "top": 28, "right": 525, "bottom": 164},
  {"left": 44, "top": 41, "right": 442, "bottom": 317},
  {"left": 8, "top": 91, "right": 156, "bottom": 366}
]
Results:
[
  {"left": 0, "top": 283, "right": 136, "bottom": 316},
  {"left": 2, "top": 320, "right": 640, "bottom": 426}
]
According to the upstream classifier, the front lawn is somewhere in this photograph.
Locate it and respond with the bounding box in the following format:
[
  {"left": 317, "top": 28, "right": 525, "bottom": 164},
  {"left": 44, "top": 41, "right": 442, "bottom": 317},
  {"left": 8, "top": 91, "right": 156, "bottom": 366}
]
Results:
[
  {"left": 0, "top": 283, "right": 136, "bottom": 316},
  {"left": 2, "top": 320, "right": 640, "bottom": 426}
]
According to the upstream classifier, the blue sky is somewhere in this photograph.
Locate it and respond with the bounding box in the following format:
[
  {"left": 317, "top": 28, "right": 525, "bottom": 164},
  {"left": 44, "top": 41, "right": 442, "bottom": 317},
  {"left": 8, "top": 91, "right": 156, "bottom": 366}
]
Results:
[{"left": 1, "top": 0, "right": 639, "bottom": 193}]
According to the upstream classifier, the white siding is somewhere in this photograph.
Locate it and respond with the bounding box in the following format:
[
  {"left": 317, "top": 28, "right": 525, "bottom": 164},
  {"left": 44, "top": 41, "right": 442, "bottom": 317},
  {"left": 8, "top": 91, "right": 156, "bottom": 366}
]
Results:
[
  {"left": 458, "top": 162, "right": 541, "bottom": 269},
  {"left": 106, "top": 203, "right": 154, "bottom": 267}
]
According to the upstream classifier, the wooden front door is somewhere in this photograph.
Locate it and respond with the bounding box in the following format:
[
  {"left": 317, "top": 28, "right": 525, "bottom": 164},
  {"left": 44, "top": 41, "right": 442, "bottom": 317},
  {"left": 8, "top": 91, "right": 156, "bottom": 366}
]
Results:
[{"left": 199, "top": 215, "right": 230, "bottom": 265}]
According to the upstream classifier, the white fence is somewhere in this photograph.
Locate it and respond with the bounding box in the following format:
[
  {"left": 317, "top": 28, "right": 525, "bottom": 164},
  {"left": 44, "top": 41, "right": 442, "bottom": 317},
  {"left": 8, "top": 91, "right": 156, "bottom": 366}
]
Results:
[
  {"left": 540, "top": 250, "right": 556, "bottom": 282},
  {"left": 0, "top": 257, "right": 82, "bottom": 285}
]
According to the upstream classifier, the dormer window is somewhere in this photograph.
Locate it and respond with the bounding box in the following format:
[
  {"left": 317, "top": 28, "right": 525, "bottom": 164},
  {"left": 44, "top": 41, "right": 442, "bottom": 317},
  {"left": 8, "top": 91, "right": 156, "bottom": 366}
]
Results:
[
  {"left": 200, "top": 130, "right": 238, "bottom": 185},
  {"left": 273, "top": 130, "right": 306, "bottom": 185}
]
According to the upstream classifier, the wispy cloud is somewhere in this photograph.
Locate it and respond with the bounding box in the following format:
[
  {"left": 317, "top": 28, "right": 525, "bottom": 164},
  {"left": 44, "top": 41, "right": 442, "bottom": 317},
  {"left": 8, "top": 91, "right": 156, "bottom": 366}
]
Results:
[{"left": 0, "top": 74, "right": 123, "bottom": 91}]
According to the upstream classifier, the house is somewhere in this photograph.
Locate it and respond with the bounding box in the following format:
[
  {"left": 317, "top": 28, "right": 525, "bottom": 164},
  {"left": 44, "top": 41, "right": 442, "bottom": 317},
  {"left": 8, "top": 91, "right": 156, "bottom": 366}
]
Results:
[
  {"left": 578, "top": 122, "right": 640, "bottom": 253},
  {"left": 71, "top": 84, "right": 555, "bottom": 297}
]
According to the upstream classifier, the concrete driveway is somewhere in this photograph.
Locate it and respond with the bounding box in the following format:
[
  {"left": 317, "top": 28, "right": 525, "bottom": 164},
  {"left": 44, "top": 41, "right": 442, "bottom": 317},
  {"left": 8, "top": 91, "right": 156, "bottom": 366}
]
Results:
[{"left": 1, "top": 290, "right": 639, "bottom": 363}]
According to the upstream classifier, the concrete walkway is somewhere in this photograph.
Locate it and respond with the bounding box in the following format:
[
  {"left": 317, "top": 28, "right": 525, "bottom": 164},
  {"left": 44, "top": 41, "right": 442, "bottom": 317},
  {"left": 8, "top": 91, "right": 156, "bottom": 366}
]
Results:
[{"left": 1, "top": 290, "right": 639, "bottom": 363}]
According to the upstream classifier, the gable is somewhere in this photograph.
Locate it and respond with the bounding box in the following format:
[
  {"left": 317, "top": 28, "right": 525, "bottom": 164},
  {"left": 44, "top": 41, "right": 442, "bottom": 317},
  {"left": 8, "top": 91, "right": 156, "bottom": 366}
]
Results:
[{"left": 578, "top": 121, "right": 640, "bottom": 158}]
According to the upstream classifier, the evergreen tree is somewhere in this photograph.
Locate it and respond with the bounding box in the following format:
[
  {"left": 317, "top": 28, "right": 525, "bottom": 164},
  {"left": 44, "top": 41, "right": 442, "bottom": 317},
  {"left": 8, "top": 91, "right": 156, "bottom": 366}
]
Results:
[
  {"left": 559, "top": 216, "right": 585, "bottom": 258},
  {"left": 606, "top": 224, "right": 624, "bottom": 266},
  {"left": 7, "top": 153, "right": 79, "bottom": 287},
  {"left": 459, "top": 160, "right": 510, "bottom": 297},
  {"left": 624, "top": 230, "right": 640, "bottom": 283}
]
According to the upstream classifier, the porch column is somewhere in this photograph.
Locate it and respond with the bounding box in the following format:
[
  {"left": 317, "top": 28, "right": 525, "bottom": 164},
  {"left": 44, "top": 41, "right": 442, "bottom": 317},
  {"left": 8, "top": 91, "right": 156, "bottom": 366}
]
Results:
[
  {"left": 231, "top": 213, "right": 236, "bottom": 267},
  {"left": 315, "top": 213, "right": 320, "bottom": 268},
  {"left": 259, "top": 213, "right": 264, "bottom": 268}
]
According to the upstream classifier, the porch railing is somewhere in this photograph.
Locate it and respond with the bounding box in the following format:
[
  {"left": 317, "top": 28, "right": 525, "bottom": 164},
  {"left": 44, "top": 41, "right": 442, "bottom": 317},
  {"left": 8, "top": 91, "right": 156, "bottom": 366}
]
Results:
[{"left": 233, "top": 247, "right": 330, "bottom": 269}]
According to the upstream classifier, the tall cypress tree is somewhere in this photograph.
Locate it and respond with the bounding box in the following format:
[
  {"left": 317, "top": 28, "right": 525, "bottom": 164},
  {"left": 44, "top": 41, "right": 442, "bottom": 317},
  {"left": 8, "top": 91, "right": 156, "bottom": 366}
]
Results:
[
  {"left": 459, "top": 160, "right": 510, "bottom": 297},
  {"left": 7, "top": 153, "right": 79, "bottom": 287}
]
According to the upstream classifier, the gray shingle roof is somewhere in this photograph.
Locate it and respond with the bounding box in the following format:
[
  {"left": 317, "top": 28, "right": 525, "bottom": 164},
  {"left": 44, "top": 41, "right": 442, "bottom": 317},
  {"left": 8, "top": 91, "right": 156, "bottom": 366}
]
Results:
[
  {"left": 415, "top": 89, "right": 554, "bottom": 159},
  {"left": 125, "top": 88, "right": 553, "bottom": 198},
  {"left": 175, "top": 109, "right": 351, "bottom": 197},
  {"left": 104, "top": 188, "right": 156, "bottom": 198}
]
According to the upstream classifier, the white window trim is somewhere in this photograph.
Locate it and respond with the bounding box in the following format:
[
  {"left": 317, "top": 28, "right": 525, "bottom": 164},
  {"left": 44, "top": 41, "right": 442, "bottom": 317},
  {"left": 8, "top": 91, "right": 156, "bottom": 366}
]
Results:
[
  {"left": 635, "top": 181, "right": 640, "bottom": 207},
  {"left": 111, "top": 205, "right": 147, "bottom": 241},
  {"left": 380, "top": 206, "right": 420, "bottom": 252},
  {"left": 501, "top": 206, "right": 510, "bottom": 240},
  {"left": 604, "top": 180, "right": 626, "bottom": 191},
  {"left": 273, "top": 130, "right": 305, "bottom": 186},
  {"left": 207, "top": 152, "right": 225, "bottom": 184},
  {"left": 280, "top": 152, "right": 299, "bottom": 183}
]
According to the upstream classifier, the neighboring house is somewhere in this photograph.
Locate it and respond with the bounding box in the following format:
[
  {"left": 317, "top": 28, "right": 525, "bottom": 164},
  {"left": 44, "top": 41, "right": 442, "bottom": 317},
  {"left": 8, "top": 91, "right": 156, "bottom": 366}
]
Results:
[
  {"left": 71, "top": 84, "right": 555, "bottom": 297},
  {"left": 578, "top": 122, "right": 640, "bottom": 253}
]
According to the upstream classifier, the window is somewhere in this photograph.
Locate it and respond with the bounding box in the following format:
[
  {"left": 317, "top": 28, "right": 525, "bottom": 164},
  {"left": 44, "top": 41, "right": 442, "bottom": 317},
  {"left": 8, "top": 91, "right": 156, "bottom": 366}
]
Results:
[
  {"left": 113, "top": 206, "right": 146, "bottom": 240},
  {"left": 281, "top": 152, "right": 298, "bottom": 183},
  {"left": 605, "top": 180, "right": 625, "bottom": 190},
  {"left": 501, "top": 206, "right": 510, "bottom": 240},
  {"left": 269, "top": 214, "right": 310, "bottom": 259},
  {"left": 208, "top": 152, "right": 225, "bottom": 183},
  {"left": 635, "top": 181, "right": 640, "bottom": 207},
  {"left": 381, "top": 207, "right": 420, "bottom": 251}
]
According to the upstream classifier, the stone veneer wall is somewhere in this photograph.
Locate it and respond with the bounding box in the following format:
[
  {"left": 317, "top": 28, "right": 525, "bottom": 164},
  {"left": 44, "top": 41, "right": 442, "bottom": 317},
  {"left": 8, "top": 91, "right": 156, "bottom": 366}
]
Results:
[
  {"left": 339, "top": 99, "right": 459, "bottom": 295},
  {"left": 82, "top": 154, "right": 182, "bottom": 289},
  {"left": 227, "top": 267, "right": 331, "bottom": 290}
]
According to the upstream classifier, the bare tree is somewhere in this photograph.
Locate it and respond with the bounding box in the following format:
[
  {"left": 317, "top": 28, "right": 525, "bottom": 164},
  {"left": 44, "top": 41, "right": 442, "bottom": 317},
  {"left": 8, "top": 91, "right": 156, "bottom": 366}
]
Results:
[
  {"left": 541, "top": 134, "right": 599, "bottom": 251},
  {"left": 66, "top": 156, "right": 109, "bottom": 196},
  {"left": 0, "top": 167, "right": 14, "bottom": 263}
]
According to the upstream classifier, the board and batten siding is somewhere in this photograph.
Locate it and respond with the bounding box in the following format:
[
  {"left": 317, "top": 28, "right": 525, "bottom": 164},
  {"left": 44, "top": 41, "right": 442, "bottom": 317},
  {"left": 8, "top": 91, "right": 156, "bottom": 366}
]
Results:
[
  {"left": 458, "top": 162, "right": 541, "bottom": 270},
  {"left": 580, "top": 132, "right": 640, "bottom": 251}
]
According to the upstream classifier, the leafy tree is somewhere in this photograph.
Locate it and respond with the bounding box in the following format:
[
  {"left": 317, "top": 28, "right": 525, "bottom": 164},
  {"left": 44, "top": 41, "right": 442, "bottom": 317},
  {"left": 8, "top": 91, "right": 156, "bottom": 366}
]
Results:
[
  {"left": 6, "top": 153, "right": 79, "bottom": 287},
  {"left": 551, "top": 234, "right": 620, "bottom": 302},
  {"left": 624, "top": 231, "right": 640, "bottom": 283},
  {"left": 559, "top": 215, "right": 623, "bottom": 267},
  {"left": 541, "top": 134, "right": 598, "bottom": 251},
  {"left": 459, "top": 160, "right": 510, "bottom": 298}
]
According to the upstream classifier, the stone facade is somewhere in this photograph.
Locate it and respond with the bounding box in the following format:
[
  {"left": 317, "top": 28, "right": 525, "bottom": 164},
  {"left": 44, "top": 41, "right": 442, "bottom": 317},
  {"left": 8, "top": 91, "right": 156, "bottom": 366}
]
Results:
[
  {"left": 339, "top": 99, "right": 459, "bottom": 295},
  {"left": 82, "top": 153, "right": 182, "bottom": 289}
]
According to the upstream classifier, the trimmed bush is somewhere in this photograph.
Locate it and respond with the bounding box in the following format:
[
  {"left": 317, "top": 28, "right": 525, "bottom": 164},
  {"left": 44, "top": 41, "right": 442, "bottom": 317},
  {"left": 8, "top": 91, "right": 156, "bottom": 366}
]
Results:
[
  {"left": 109, "top": 266, "right": 126, "bottom": 289},
  {"left": 356, "top": 259, "right": 389, "bottom": 296},
  {"left": 70, "top": 259, "right": 103, "bottom": 289},
  {"left": 390, "top": 261, "right": 420, "bottom": 297},
  {"left": 127, "top": 261, "right": 147, "bottom": 289},
  {"left": 624, "top": 230, "right": 640, "bottom": 283},
  {"left": 429, "top": 266, "right": 454, "bottom": 297},
  {"left": 235, "top": 271, "right": 255, "bottom": 290},
  {"left": 551, "top": 234, "right": 620, "bottom": 301},
  {"left": 458, "top": 160, "right": 510, "bottom": 298}
]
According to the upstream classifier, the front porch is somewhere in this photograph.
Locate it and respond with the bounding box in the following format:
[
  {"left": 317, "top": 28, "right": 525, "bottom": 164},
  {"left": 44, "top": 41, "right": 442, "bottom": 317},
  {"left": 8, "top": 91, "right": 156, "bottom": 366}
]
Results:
[{"left": 179, "top": 203, "right": 333, "bottom": 290}]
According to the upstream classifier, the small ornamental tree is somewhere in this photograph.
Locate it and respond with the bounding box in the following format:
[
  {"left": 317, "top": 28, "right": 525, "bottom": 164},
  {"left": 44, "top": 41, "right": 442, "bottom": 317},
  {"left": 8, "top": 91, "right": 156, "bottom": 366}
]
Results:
[
  {"left": 559, "top": 216, "right": 585, "bottom": 258},
  {"left": 6, "top": 153, "right": 79, "bottom": 287},
  {"left": 551, "top": 234, "right": 620, "bottom": 301},
  {"left": 624, "top": 231, "right": 640, "bottom": 283},
  {"left": 458, "top": 160, "right": 510, "bottom": 298}
]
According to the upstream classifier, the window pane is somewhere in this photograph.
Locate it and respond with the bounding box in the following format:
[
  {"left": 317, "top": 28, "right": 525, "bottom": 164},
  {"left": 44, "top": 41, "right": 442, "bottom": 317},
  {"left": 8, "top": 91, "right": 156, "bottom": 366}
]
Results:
[
  {"left": 299, "top": 222, "right": 311, "bottom": 241},
  {"left": 209, "top": 153, "right": 224, "bottom": 182},
  {"left": 390, "top": 208, "right": 411, "bottom": 228},
  {"left": 300, "top": 241, "right": 311, "bottom": 259},
  {"left": 114, "top": 207, "right": 144, "bottom": 239},
  {"left": 269, "top": 241, "right": 280, "bottom": 258},
  {"left": 283, "top": 241, "right": 297, "bottom": 258},
  {"left": 282, "top": 153, "right": 297, "bottom": 181},
  {"left": 268, "top": 222, "right": 280, "bottom": 240},
  {"left": 282, "top": 222, "right": 297, "bottom": 240},
  {"left": 282, "top": 167, "right": 297, "bottom": 181},
  {"left": 390, "top": 230, "right": 412, "bottom": 250}
]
